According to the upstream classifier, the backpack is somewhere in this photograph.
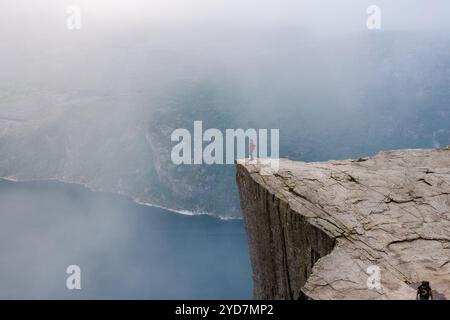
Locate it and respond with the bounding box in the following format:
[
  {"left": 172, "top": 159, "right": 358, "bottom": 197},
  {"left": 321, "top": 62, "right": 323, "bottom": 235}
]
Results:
[{"left": 418, "top": 284, "right": 431, "bottom": 300}]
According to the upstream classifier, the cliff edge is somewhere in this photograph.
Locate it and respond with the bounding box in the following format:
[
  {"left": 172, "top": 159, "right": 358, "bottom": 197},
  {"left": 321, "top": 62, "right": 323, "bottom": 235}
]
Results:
[{"left": 236, "top": 148, "right": 450, "bottom": 300}]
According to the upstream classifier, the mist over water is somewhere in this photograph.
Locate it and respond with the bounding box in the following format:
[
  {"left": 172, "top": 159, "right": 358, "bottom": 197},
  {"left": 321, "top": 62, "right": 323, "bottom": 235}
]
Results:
[
  {"left": 0, "top": 0, "right": 449, "bottom": 299},
  {"left": 1, "top": 1, "right": 449, "bottom": 217},
  {"left": 0, "top": 179, "right": 251, "bottom": 299}
]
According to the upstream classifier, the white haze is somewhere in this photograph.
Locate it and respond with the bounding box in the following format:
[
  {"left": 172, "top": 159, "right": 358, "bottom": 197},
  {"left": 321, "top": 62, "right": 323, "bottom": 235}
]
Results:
[{"left": 0, "top": 0, "right": 449, "bottom": 298}]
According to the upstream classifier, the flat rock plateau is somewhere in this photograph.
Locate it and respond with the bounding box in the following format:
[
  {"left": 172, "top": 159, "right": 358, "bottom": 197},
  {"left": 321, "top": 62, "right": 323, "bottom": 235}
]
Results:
[{"left": 236, "top": 148, "right": 450, "bottom": 300}]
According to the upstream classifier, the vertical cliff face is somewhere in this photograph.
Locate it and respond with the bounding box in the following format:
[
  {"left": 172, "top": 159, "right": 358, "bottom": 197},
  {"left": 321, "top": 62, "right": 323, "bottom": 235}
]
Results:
[
  {"left": 236, "top": 163, "right": 335, "bottom": 299},
  {"left": 236, "top": 148, "right": 450, "bottom": 300}
]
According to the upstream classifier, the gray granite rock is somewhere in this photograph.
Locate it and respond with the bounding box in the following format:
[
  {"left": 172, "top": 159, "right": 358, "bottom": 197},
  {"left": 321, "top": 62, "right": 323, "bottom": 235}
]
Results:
[{"left": 236, "top": 148, "right": 450, "bottom": 300}]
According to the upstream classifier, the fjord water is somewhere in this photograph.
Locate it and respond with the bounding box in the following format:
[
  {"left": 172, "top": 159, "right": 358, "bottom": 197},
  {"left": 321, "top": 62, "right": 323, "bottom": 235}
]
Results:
[{"left": 0, "top": 179, "right": 252, "bottom": 299}]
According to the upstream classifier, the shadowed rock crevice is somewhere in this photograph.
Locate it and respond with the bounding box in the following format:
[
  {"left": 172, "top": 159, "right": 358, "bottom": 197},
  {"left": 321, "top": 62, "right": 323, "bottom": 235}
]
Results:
[{"left": 236, "top": 148, "right": 450, "bottom": 300}]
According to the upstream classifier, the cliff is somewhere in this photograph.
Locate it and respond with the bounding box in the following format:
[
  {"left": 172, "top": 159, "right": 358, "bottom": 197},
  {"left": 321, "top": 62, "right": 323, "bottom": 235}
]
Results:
[{"left": 236, "top": 148, "right": 450, "bottom": 300}]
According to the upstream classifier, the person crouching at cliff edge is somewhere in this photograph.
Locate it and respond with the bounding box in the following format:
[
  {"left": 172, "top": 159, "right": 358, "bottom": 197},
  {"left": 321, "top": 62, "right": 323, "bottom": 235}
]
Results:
[{"left": 416, "top": 281, "right": 433, "bottom": 301}]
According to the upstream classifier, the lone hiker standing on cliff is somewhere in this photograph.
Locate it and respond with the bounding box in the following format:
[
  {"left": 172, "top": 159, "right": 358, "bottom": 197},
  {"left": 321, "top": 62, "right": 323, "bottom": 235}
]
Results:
[
  {"left": 416, "top": 281, "right": 433, "bottom": 301},
  {"left": 249, "top": 139, "right": 256, "bottom": 161}
]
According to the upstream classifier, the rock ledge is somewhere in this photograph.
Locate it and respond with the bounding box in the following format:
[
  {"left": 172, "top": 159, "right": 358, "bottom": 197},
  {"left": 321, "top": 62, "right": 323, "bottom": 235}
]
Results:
[{"left": 236, "top": 149, "right": 450, "bottom": 300}]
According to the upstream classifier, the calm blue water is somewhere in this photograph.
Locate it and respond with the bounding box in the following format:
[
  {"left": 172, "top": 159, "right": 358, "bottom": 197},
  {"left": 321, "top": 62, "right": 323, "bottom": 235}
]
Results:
[{"left": 0, "top": 179, "right": 252, "bottom": 299}]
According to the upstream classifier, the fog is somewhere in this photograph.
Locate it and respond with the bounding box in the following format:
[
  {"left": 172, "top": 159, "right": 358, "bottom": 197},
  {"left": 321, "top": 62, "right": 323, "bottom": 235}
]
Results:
[
  {"left": 0, "top": 0, "right": 449, "bottom": 297},
  {"left": 3, "top": 0, "right": 450, "bottom": 32},
  {"left": 0, "top": 179, "right": 251, "bottom": 298},
  {"left": 0, "top": 1, "right": 449, "bottom": 213},
  {"left": 2, "top": 0, "right": 450, "bottom": 94}
]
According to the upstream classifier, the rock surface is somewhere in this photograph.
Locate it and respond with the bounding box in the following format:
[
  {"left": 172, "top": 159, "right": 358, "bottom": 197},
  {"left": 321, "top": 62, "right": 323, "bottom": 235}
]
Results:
[{"left": 236, "top": 148, "right": 450, "bottom": 300}]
